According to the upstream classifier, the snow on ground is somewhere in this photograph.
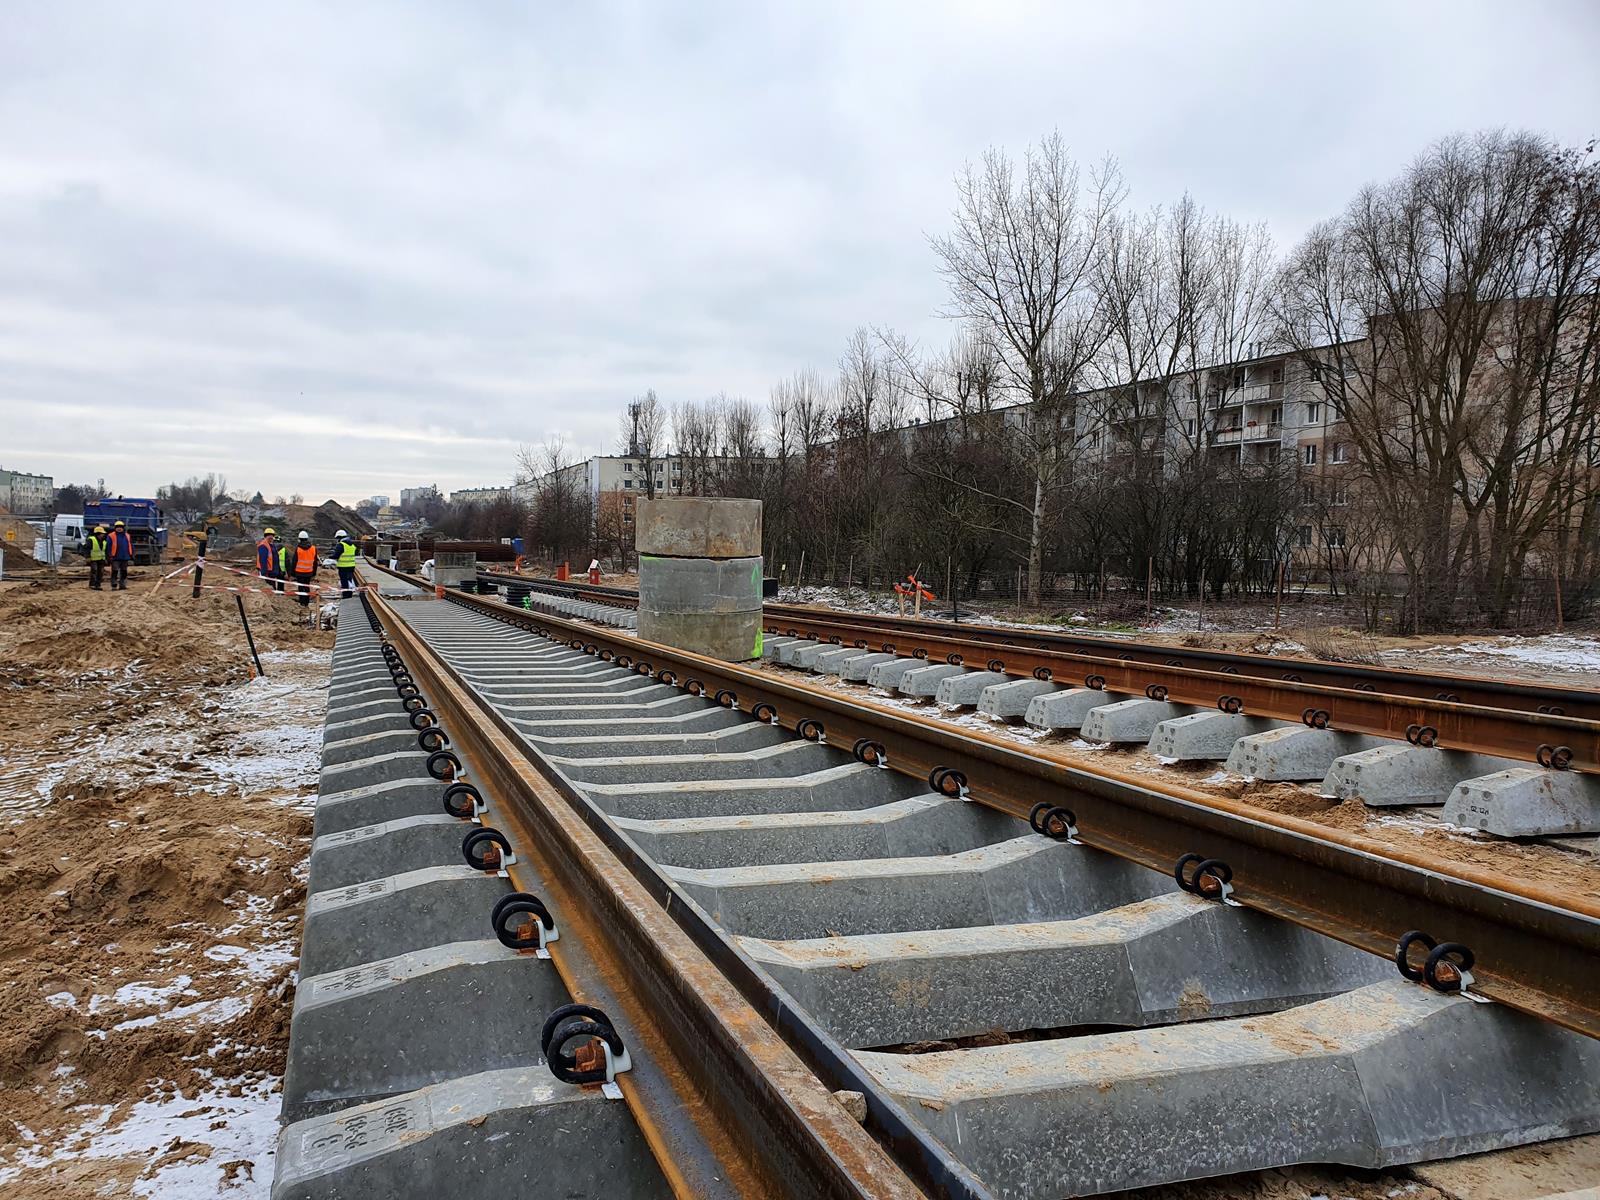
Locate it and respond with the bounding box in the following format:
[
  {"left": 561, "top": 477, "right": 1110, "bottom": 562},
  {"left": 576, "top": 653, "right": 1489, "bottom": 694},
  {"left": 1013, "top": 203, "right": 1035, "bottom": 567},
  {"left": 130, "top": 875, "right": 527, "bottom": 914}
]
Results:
[
  {"left": 3, "top": 1075, "right": 282, "bottom": 1197},
  {"left": 1386, "top": 634, "right": 1600, "bottom": 675}
]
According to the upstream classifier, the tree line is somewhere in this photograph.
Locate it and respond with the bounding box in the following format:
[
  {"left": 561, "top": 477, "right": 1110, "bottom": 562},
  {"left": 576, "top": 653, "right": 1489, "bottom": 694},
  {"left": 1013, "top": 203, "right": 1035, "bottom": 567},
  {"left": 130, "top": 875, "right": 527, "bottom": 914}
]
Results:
[{"left": 465, "top": 128, "right": 1600, "bottom": 632}]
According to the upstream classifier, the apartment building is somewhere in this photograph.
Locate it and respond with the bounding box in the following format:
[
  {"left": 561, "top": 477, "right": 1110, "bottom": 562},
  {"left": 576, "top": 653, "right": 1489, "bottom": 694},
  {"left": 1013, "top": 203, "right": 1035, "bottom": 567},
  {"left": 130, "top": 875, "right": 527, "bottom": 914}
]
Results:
[
  {"left": 0, "top": 467, "right": 55, "bottom": 514},
  {"left": 450, "top": 486, "right": 511, "bottom": 504},
  {"left": 399, "top": 485, "right": 440, "bottom": 508}
]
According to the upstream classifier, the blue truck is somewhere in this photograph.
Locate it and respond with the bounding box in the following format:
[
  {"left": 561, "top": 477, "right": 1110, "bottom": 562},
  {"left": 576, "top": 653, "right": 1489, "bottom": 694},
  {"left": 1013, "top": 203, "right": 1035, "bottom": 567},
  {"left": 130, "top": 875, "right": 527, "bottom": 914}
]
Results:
[{"left": 83, "top": 498, "right": 168, "bottom": 565}]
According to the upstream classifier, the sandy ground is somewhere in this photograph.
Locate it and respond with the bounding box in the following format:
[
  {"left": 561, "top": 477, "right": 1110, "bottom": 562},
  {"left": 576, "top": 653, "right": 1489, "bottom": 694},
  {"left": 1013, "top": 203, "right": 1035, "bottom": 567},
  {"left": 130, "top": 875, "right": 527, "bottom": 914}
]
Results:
[{"left": 0, "top": 569, "right": 332, "bottom": 1198}]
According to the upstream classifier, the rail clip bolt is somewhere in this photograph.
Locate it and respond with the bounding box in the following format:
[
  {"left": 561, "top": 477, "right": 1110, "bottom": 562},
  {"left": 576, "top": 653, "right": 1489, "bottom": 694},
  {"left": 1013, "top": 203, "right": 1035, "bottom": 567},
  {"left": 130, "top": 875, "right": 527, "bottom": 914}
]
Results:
[
  {"left": 797, "top": 718, "right": 826, "bottom": 743},
  {"left": 541, "top": 1004, "right": 630, "bottom": 1091},
  {"left": 441, "top": 783, "right": 481, "bottom": 819},
  {"left": 426, "top": 749, "right": 462, "bottom": 781},
  {"left": 852, "top": 738, "right": 888, "bottom": 768},
  {"left": 928, "top": 766, "right": 969, "bottom": 798},
  {"left": 1085, "top": 673, "right": 1107, "bottom": 690},
  {"left": 1217, "top": 695, "right": 1243, "bottom": 715},
  {"left": 1028, "top": 802, "right": 1078, "bottom": 842},
  {"left": 1146, "top": 684, "right": 1169, "bottom": 701},
  {"left": 1175, "top": 853, "right": 1235, "bottom": 902},
  {"left": 491, "top": 892, "right": 558, "bottom": 954},
  {"left": 463, "top": 827, "right": 514, "bottom": 872},
  {"left": 1536, "top": 744, "right": 1574, "bottom": 770}
]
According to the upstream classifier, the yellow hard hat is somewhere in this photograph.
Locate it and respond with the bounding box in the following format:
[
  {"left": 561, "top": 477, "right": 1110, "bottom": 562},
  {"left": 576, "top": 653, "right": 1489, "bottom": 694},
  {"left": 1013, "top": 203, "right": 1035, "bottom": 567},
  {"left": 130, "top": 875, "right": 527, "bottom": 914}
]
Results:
[
  {"left": 264, "top": 527, "right": 276, "bottom": 536},
  {"left": 94, "top": 525, "right": 106, "bottom": 533},
  {"left": 113, "top": 519, "right": 125, "bottom": 527}
]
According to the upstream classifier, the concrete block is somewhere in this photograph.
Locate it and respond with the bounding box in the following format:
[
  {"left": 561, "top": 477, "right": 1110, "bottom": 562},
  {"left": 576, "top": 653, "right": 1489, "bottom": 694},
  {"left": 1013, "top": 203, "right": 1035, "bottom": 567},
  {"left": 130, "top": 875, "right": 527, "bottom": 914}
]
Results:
[
  {"left": 666, "top": 838, "right": 1173, "bottom": 941},
  {"left": 306, "top": 815, "right": 469, "bottom": 893},
  {"left": 614, "top": 796, "right": 1022, "bottom": 870},
  {"left": 747, "top": 892, "right": 1391, "bottom": 1049},
  {"left": 637, "top": 555, "right": 762, "bottom": 614},
  {"left": 856, "top": 981, "right": 1600, "bottom": 1197},
  {"left": 1080, "top": 699, "right": 1198, "bottom": 745},
  {"left": 585, "top": 762, "right": 922, "bottom": 821},
  {"left": 322, "top": 728, "right": 421, "bottom": 767},
  {"left": 1149, "top": 712, "right": 1285, "bottom": 761},
  {"left": 318, "top": 748, "right": 435, "bottom": 789},
  {"left": 1024, "top": 687, "right": 1111, "bottom": 732},
  {"left": 784, "top": 641, "right": 833, "bottom": 669},
  {"left": 272, "top": 1067, "right": 670, "bottom": 1200},
  {"left": 897, "top": 662, "right": 968, "bottom": 699},
  {"left": 550, "top": 739, "right": 836, "bottom": 786},
  {"left": 313, "top": 779, "right": 444, "bottom": 838},
  {"left": 866, "top": 657, "right": 923, "bottom": 690},
  {"left": 635, "top": 496, "right": 761, "bottom": 558},
  {"left": 977, "top": 678, "right": 1061, "bottom": 721},
  {"left": 760, "top": 636, "right": 800, "bottom": 661},
  {"left": 1324, "top": 745, "right": 1528, "bottom": 808},
  {"left": 935, "top": 670, "right": 1011, "bottom": 709},
  {"left": 637, "top": 606, "right": 764, "bottom": 663},
  {"left": 1226, "top": 726, "right": 1385, "bottom": 781},
  {"left": 774, "top": 638, "right": 818, "bottom": 666},
  {"left": 300, "top": 865, "right": 510, "bottom": 976},
  {"left": 281, "top": 941, "right": 569, "bottom": 1122},
  {"left": 1443, "top": 767, "right": 1600, "bottom": 836},
  {"left": 840, "top": 652, "right": 897, "bottom": 682},
  {"left": 813, "top": 646, "right": 874, "bottom": 675},
  {"left": 530, "top": 722, "right": 787, "bottom": 759}
]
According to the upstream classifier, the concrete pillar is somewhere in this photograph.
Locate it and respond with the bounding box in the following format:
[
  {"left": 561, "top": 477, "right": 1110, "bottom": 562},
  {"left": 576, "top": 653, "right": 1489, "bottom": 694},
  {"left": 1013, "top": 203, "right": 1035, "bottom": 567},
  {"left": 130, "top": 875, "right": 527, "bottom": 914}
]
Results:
[{"left": 635, "top": 497, "right": 763, "bottom": 662}]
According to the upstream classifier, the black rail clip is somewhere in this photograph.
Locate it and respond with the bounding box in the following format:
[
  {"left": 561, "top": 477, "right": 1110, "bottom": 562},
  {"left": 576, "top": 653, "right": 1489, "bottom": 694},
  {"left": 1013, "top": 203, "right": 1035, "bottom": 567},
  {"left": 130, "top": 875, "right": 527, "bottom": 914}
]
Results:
[
  {"left": 541, "top": 1004, "right": 631, "bottom": 1096},
  {"left": 1395, "top": 931, "right": 1488, "bottom": 1002},
  {"left": 1174, "top": 853, "right": 1239, "bottom": 905}
]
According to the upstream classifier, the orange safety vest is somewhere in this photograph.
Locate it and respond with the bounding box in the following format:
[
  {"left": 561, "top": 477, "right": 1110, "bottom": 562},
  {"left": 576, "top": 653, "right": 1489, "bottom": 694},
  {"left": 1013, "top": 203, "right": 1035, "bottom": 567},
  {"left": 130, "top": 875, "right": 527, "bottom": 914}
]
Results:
[
  {"left": 107, "top": 530, "right": 132, "bottom": 559},
  {"left": 292, "top": 545, "right": 318, "bottom": 573}
]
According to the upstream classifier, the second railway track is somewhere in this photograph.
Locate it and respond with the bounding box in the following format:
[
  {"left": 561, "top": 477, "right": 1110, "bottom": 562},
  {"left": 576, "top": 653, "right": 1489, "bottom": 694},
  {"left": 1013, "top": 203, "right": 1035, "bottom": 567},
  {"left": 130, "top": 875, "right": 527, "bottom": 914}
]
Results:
[{"left": 274, "top": 571, "right": 1600, "bottom": 1198}]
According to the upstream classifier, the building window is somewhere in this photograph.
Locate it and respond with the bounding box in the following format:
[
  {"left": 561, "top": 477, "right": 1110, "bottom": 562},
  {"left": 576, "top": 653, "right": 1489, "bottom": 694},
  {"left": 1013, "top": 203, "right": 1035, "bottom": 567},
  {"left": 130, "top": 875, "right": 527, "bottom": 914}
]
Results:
[
  {"left": 1183, "top": 419, "right": 1196, "bottom": 437},
  {"left": 1306, "top": 402, "right": 1321, "bottom": 424},
  {"left": 1330, "top": 483, "right": 1350, "bottom": 506},
  {"left": 1296, "top": 525, "right": 1313, "bottom": 548},
  {"left": 1331, "top": 443, "right": 1350, "bottom": 464},
  {"left": 1325, "top": 527, "right": 1346, "bottom": 549},
  {"left": 1303, "top": 444, "right": 1318, "bottom": 465},
  {"left": 623, "top": 480, "right": 633, "bottom": 489},
  {"left": 1268, "top": 406, "right": 1282, "bottom": 426},
  {"left": 1302, "top": 483, "right": 1317, "bottom": 506},
  {"left": 625, "top": 462, "right": 633, "bottom": 473}
]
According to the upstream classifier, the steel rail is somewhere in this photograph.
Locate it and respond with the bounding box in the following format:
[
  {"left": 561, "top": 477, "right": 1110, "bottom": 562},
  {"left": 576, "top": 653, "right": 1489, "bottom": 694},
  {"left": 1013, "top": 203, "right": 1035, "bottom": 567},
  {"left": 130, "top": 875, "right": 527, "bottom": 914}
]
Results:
[
  {"left": 366, "top": 585, "right": 982, "bottom": 1200},
  {"left": 480, "top": 571, "right": 1600, "bottom": 721},
  {"left": 440, "top": 586, "right": 1600, "bottom": 1042}
]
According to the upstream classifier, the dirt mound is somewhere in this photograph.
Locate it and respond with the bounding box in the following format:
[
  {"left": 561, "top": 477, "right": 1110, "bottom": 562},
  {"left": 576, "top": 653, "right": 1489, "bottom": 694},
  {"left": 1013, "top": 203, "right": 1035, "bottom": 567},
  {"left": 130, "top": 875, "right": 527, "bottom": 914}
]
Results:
[{"left": 0, "top": 573, "right": 328, "bottom": 1192}]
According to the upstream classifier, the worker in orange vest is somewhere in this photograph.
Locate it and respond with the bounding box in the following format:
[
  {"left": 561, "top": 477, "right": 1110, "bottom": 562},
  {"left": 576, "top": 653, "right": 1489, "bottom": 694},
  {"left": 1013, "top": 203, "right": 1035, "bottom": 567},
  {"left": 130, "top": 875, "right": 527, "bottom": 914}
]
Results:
[
  {"left": 287, "top": 530, "right": 319, "bottom": 609},
  {"left": 106, "top": 520, "right": 134, "bottom": 590},
  {"left": 256, "top": 527, "right": 283, "bottom": 593}
]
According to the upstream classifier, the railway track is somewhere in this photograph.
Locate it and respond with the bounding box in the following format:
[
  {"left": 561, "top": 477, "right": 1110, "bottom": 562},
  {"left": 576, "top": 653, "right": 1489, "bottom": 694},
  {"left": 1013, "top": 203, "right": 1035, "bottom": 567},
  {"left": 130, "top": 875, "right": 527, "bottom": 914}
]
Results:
[
  {"left": 272, "top": 572, "right": 1600, "bottom": 1198},
  {"left": 468, "top": 570, "right": 1600, "bottom": 837}
]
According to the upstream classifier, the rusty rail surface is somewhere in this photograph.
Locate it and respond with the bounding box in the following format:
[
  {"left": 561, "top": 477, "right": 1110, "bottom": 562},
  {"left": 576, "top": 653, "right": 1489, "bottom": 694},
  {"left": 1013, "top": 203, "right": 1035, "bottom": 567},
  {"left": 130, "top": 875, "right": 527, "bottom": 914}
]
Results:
[
  {"left": 483, "top": 571, "right": 1600, "bottom": 722},
  {"left": 437, "top": 586, "right": 1600, "bottom": 1042},
  {"left": 366, "top": 583, "right": 982, "bottom": 1200}
]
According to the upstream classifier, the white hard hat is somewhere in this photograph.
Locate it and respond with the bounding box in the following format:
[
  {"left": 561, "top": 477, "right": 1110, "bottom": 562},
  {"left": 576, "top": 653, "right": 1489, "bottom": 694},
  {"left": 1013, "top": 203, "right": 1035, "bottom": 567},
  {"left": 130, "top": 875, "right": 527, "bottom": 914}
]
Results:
[
  {"left": 336, "top": 528, "right": 348, "bottom": 538},
  {"left": 298, "top": 530, "right": 311, "bottom": 540}
]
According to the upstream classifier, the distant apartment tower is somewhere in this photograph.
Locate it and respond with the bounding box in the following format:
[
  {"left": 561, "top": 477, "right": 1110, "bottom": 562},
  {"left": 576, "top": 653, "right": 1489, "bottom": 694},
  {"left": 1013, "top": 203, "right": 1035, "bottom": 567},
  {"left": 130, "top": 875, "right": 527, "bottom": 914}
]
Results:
[
  {"left": 363, "top": 494, "right": 391, "bottom": 509},
  {"left": 399, "top": 485, "right": 441, "bottom": 509},
  {"left": 0, "top": 467, "right": 55, "bottom": 514}
]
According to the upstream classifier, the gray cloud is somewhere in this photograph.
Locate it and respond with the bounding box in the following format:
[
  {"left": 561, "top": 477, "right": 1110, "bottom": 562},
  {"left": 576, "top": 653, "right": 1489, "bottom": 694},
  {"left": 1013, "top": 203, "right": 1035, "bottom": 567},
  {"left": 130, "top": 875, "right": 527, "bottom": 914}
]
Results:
[{"left": 3, "top": 0, "right": 1597, "bottom": 501}]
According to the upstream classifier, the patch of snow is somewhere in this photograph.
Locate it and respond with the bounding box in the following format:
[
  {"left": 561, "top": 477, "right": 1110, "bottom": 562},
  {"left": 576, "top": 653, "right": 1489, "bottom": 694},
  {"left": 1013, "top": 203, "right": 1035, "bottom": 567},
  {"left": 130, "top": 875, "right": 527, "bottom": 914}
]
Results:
[
  {"left": 1389, "top": 634, "right": 1600, "bottom": 674},
  {"left": 0, "top": 1074, "right": 281, "bottom": 1197},
  {"left": 45, "top": 991, "right": 77, "bottom": 1009}
]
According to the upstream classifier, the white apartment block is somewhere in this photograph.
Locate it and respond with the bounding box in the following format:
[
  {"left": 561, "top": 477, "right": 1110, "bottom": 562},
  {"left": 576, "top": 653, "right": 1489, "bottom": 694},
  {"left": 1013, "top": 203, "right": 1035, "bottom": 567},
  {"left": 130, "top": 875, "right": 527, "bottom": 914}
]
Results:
[
  {"left": 0, "top": 468, "right": 55, "bottom": 514},
  {"left": 450, "top": 486, "right": 511, "bottom": 504}
]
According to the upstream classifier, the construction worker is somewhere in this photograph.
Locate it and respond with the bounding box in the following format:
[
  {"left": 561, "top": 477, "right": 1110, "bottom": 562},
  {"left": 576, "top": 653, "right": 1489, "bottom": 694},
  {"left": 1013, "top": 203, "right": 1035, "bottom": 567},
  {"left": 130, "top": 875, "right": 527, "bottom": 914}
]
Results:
[
  {"left": 287, "top": 530, "right": 319, "bottom": 610},
  {"left": 85, "top": 525, "right": 108, "bottom": 590},
  {"left": 106, "top": 520, "right": 134, "bottom": 590},
  {"left": 333, "top": 528, "right": 359, "bottom": 598},
  {"left": 256, "top": 527, "right": 282, "bottom": 593}
]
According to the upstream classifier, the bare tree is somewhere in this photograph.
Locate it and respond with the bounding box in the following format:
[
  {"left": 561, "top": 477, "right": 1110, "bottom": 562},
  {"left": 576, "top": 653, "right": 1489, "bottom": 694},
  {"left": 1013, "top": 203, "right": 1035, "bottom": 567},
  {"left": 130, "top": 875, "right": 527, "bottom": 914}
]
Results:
[
  {"left": 619, "top": 389, "right": 667, "bottom": 499},
  {"left": 518, "top": 436, "right": 592, "bottom": 567},
  {"left": 930, "top": 131, "right": 1123, "bottom": 601},
  {"left": 1275, "top": 130, "right": 1597, "bottom": 628}
]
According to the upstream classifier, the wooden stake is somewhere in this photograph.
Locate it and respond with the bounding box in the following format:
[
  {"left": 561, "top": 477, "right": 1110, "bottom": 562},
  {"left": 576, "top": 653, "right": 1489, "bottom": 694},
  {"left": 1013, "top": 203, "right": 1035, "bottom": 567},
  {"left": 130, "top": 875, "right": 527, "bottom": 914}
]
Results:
[
  {"left": 1145, "top": 557, "right": 1154, "bottom": 623},
  {"left": 1274, "top": 559, "right": 1285, "bottom": 630}
]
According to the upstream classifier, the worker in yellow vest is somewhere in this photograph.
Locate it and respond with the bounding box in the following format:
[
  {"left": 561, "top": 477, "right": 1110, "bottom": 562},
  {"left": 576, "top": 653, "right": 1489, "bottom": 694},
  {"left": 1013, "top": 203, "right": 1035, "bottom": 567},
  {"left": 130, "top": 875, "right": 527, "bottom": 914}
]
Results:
[
  {"left": 333, "top": 528, "right": 359, "bottom": 598},
  {"left": 85, "top": 525, "right": 109, "bottom": 590}
]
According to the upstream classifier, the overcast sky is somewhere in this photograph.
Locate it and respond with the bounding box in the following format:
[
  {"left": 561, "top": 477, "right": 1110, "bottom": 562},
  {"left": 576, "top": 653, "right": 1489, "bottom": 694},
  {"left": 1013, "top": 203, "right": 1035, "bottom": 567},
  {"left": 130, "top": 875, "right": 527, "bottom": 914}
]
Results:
[{"left": 4, "top": 2, "right": 1597, "bottom": 505}]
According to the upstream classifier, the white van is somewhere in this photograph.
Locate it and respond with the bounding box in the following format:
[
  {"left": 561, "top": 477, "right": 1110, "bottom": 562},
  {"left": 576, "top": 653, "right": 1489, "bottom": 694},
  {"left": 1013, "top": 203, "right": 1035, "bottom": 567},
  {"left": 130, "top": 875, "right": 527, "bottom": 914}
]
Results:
[{"left": 24, "top": 516, "right": 88, "bottom": 560}]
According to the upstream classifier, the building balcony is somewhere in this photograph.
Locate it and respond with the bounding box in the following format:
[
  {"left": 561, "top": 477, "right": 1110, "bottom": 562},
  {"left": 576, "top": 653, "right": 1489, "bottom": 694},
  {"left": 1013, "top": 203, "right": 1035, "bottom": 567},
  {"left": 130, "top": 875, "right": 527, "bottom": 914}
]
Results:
[
  {"left": 1211, "top": 422, "right": 1282, "bottom": 446},
  {"left": 1216, "top": 380, "right": 1285, "bottom": 407}
]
